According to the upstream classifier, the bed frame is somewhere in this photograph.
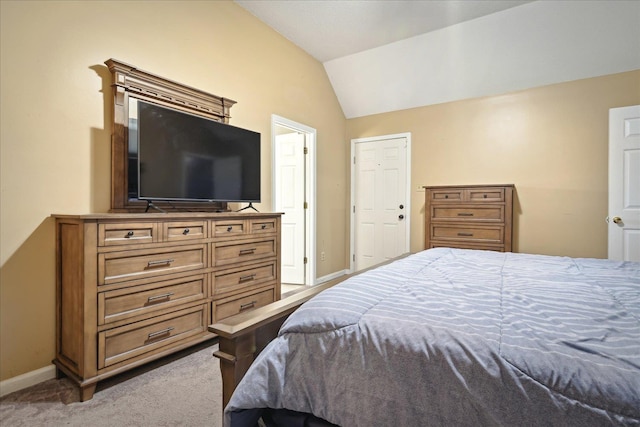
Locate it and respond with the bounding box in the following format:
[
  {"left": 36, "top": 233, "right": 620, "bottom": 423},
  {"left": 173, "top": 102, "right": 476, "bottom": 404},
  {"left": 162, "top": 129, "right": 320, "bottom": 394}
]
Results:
[
  {"left": 209, "top": 277, "right": 346, "bottom": 407},
  {"left": 208, "top": 257, "right": 406, "bottom": 408}
]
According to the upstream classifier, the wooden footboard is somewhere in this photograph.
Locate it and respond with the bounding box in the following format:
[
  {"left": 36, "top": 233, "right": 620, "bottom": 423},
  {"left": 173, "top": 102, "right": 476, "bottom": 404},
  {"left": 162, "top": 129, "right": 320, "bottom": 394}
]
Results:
[
  {"left": 208, "top": 279, "right": 340, "bottom": 408},
  {"left": 209, "top": 255, "right": 410, "bottom": 409}
]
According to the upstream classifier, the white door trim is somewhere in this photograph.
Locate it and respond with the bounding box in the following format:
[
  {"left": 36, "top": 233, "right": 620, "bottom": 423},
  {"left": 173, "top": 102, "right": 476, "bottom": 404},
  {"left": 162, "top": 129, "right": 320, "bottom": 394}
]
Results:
[
  {"left": 271, "top": 115, "right": 316, "bottom": 285},
  {"left": 350, "top": 132, "right": 412, "bottom": 273}
]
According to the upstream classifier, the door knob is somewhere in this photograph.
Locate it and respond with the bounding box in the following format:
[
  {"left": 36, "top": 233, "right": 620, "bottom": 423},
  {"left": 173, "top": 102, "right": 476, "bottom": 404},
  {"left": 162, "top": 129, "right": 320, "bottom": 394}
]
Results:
[
  {"left": 399, "top": 214, "right": 404, "bottom": 220},
  {"left": 612, "top": 216, "right": 622, "bottom": 224}
]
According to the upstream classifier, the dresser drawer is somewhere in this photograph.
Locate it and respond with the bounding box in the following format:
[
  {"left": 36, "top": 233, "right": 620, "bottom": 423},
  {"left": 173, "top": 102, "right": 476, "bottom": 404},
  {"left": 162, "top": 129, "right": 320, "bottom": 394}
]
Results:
[
  {"left": 431, "top": 206, "right": 504, "bottom": 222},
  {"left": 99, "top": 244, "right": 206, "bottom": 285},
  {"left": 428, "top": 242, "right": 505, "bottom": 251},
  {"left": 431, "top": 224, "right": 504, "bottom": 244},
  {"left": 213, "top": 287, "right": 275, "bottom": 322},
  {"left": 250, "top": 218, "right": 277, "bottom": 234},
  {"left": 99, "top": 304, "right": 207, "bottom": 369},
  {"left": 429, "top": 189, "right": 463, "bottom": 202},
  {"left": 212, "top": 261, "right": 277, "bottom": 296},
  {"left": 466, "top": 187, "right": 504, "bottom": 202},
  {"left": 428, "top": 187, "right": 506, "bottom": 203},
  {"left": 164, "top": 221, "right": 206, "bottom": 242},
  {"left": 99, "top": 222, "right": 158, "bottom": 246},
  {"left": 213, "top": 220, "right": 247, "bottom": 237},
  {"left": 98, "top": 275, "right": 207, "bottom": 325},
  {"left": 213, "top": 238, "right": 277, "bottom": 267}
]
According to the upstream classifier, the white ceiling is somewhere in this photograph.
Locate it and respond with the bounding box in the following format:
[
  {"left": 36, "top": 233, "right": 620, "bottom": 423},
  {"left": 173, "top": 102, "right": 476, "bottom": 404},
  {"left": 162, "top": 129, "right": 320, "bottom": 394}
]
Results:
[
  {"left": 236, "top": 1, "right": 640, "bottom": 118},
  {"left": 235, "top": 0, "right": 532, "bottom": 63}
]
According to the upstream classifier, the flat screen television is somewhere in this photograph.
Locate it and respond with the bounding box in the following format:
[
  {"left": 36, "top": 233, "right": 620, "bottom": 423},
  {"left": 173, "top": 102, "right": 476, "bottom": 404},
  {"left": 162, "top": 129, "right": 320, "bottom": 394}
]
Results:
[{"left": 128, "top": 99, "right": 261, "bottom": 205}]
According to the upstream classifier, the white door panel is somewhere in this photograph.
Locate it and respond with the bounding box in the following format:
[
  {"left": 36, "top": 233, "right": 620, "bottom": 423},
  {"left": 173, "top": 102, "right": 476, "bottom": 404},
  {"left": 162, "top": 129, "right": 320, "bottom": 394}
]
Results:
[
  {"left": 609, "top": 105, "right": 640, "bottom": 261},
  {"left": 281, "top": 223, "right": 296, "bottom": 266},
  {"left": 275, "top": 132, "right": 306, "bottom": 283},
  {"left": 353, "top": 135, "right": 410, "bottom": 271}
]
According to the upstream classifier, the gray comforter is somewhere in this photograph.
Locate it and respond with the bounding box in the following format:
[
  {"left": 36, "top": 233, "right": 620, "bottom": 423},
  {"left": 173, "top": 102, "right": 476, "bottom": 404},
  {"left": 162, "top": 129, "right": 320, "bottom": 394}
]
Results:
[{"left": 225, "top": 248, "right": 640, "bottom": 426}]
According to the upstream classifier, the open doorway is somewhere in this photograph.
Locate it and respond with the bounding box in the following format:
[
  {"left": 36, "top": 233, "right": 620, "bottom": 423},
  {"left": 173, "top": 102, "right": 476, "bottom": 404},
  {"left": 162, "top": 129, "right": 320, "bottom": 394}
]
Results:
[{"left": 272, "top": 115, "right": 316, "bottom": 290}]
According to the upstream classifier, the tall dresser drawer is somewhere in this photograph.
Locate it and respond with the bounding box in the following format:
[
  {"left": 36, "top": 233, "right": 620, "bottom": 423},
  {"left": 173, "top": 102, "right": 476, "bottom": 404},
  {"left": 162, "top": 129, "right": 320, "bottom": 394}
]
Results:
[
  {"left": 213, "top": 238, "right": 277, "bottom": 267},
  {"left": 430, "top": 189, "right": 464, "bottom": 202},
  {"left": 99, "top": 304, "right": 207, "bottom": 369},
  {"left": 99, "top": 245, "right": 206, "bottom": 285},
  {"left": 431, "top": 206, "right": 504, "bottom": 222},
  {"left": 429, "top": 242, "right": 501, "bottom": 250},
  {"left": 212, "top": 261, "right": 277, "bottom": 296},
  {"left": 213, "top": 287, "right": 275, "bottom": 322},
  {"left": 431, "top": 224, "right": 504, "bottom": 244},
  {"left": 466, "top": 187, "right": 504, "bottom": 202},
  {"left": 98, "top": 275, "right": 207, "bottom": 325}
]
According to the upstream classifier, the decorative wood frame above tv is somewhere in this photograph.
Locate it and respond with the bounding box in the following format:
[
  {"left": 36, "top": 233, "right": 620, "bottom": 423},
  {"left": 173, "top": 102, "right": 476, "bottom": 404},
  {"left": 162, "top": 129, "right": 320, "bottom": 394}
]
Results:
[{"left": 105, "top": 59, "right": 237, "bottom": 212}]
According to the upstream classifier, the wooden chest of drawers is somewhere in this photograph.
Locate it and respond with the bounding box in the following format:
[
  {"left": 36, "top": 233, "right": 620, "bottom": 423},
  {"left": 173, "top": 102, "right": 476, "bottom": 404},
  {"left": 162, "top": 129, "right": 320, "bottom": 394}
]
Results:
[
  {"left": 53, "top": 212, "right": 281, "bottom": 400},
  {"left": 424, "top": 185, "right": 514, "bottom": 252}
]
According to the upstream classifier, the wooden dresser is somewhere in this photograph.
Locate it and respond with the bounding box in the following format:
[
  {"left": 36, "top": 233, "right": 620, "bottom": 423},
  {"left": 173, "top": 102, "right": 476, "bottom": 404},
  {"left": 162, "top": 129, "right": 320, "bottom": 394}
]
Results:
[
  {"left": 53, "top": 212, "right": 281, "bottom": 400},
  {"left": 424, "top": 184, "right": 514, "bottom": 252}
]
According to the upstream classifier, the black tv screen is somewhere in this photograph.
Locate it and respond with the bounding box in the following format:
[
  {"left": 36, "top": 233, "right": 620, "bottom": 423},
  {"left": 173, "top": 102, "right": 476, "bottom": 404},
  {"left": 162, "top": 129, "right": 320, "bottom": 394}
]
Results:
[{"left": 133, "top": 100, "right": 261, "bottom": 203}]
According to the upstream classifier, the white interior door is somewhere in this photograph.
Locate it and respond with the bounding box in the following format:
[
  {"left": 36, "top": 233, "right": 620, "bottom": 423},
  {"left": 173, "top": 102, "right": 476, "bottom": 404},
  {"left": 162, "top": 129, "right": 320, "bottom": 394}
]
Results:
[
  {"left": 275, "top": 132, "right": 306, "bottom": 283},
  {"left": 608, "top": 105, "right": 640, "bottom": 261},
  {"left": 352, "top": 134, "right": 410, "bottom": 271}
]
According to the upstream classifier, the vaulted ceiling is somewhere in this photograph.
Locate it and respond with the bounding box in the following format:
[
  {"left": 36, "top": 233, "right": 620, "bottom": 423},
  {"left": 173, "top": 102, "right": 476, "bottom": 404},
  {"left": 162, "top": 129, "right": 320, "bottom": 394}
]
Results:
[
  {"left": 236, "top": 1, "right": 640, "bottom": 118},
  {"left": 235, "top": 0, "right": 532, "bottom": 62}
]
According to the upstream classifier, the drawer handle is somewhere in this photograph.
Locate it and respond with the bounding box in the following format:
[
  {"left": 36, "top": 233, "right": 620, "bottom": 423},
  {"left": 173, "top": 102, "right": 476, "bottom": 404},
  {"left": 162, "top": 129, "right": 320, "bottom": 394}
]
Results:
[
  {"left": 147, "top": 292, "right": 174, "bottom": 302},
  {"left": 457, "top": 232, "right": 474, "bottom": 237},
  {"left": 227, "top": 226, "right": 233, "bottom": 232},
  {"left": 147, "top": 259, "right": 174, "bottom": 267},
  {"left": 239, "top": 248, "right": 256, "bottom": 255},
  {"left": 483, "top": 194, "right": 488, "bottom": 198},
  {"left": 125, "top": 231, "right": 134, "bottom": 238},
  {"left": 147, "top": 327, "right": 174, "bottom": 339},
  {"left": 261, "top": 224, "right": 267, "bottom": 230},
  {"left": 183, "top": 228, "right": 190, "bottom": 235},
  {"left": 239, "top": 301, "right": 257, "bottom": 311},
  {"left": 457, "top": 213, "right": 474, "bottom": 217},
  {"left": 445, "top": 195, "right": 449, "bottom": 199},
  {"left": 239, "top": 274, "right": 256, "bottom": 283}
]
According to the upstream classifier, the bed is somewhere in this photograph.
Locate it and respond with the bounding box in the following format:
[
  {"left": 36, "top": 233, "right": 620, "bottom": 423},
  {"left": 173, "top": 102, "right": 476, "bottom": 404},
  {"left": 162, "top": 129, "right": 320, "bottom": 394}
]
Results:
[{"left": 211, "top": 248, "right": 640, "bottom": 427}]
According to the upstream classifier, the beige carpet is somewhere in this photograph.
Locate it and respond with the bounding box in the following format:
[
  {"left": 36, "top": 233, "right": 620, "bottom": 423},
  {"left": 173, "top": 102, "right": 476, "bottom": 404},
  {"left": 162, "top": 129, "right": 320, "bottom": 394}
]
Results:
[{"left": 0, "top": 341, "right": 223, "bottom": 427}]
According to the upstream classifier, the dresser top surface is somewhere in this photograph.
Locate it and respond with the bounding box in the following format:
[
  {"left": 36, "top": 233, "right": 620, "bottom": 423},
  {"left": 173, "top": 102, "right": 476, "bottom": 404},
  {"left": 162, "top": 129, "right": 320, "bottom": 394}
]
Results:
[
  {"left": 423, "top": 184, "right": 514, "bottom": 189},
  {"left": 52, "top": 211, "right": 283, "bottom": 221}
]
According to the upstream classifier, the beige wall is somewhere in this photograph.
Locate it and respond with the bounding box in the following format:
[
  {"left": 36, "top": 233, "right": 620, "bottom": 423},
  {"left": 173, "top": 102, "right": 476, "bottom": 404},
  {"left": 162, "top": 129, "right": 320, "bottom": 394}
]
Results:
[
  {"left": 2, "top": 0, "right": 638, "bottom": 385},
  {"left": 0, "top": 0, "right": 347, "bottom": 380},
  {"left": 347, "top": 70, "right": 640, "bottom": 257}
]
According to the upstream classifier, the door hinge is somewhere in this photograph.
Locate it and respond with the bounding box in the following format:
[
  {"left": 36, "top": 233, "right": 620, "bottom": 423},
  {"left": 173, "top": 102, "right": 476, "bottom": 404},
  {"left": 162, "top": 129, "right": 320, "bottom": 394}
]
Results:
[
  {"left": 353, "top": 254, "right": 355, "bottom": 262},
  {"left": 353, "top": 205, "right": 355, "bottom": 213},
  {"left": 304, "top": 147, "right": 308, "bottom": 155},
  {"left": 353, "top": 156, "right": 356, "bottom": 164},
  {"left": 304, "top": 201, "right": 308, "bottom": 209}
]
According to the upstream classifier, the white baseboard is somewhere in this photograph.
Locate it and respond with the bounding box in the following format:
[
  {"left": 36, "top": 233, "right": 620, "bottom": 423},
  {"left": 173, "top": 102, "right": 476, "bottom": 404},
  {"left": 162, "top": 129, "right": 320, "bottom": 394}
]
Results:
[
  {"left": 0, "top": 364, "right": 56, "bottom": 398},
  {"left": 315, "top": 269, "right": 349, "bottom": 285}
]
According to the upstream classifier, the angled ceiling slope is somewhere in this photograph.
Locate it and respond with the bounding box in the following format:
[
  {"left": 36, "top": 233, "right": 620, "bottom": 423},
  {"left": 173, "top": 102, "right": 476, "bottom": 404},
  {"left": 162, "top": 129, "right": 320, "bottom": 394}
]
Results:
[
  {"left": 235, "top": 0, "right": 532, "bottom": 62},
  {"left": 237, "top": 1, "right": 640, "bottom": 118}
]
